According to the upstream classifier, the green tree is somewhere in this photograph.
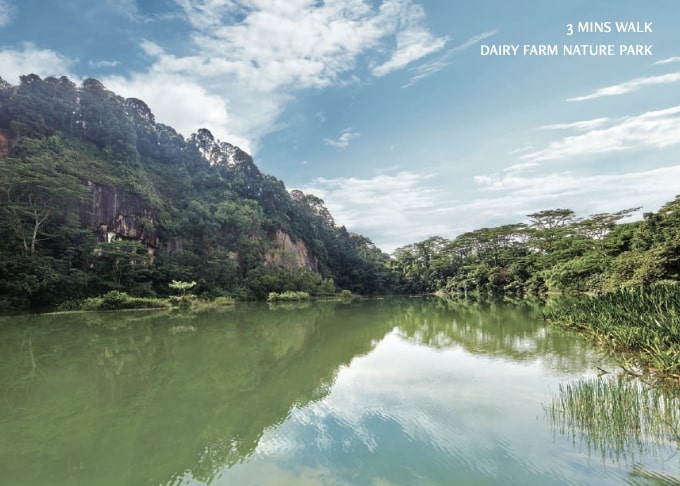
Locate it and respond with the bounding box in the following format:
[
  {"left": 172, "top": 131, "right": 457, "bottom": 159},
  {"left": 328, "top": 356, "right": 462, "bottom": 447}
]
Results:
[
  {"left": 169, "top": 280, "right": 196, "bottom": 296},
  {"left": 0, "top": 139, "right": 88, "bottom": 254}
]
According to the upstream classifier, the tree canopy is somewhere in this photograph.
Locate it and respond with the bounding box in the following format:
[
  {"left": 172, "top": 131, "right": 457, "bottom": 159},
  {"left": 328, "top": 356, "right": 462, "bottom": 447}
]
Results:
[
  {"left": 0, "top": 74, "right": 677, "bottom": 311},
  {"left": 390, "top": 201, "right": 679, "bottom": 297},
  {"left": 0, "top": 75, "right": 393, "bottom": 310}
]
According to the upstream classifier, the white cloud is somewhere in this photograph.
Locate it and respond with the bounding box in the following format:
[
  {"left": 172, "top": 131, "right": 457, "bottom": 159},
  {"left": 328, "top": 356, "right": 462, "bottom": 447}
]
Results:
[
  {"left": 178, "top": 0, "right": 446, "bottom": 91},
  {"left": 472, "top": 165, "right": 680, "bottom": 218},
  {"left": 654, "top": 56, "right": 680, "bottom": 65},
  {"left": 300, "top": 158, "right": 680, "bottom": 252},
  {"left": 89, "top": 59, "right": 120, "bottom": 68},
  {"left": 567, "top": 72, "right": 680, "bottom": 101},
  {"left": 0, "top": 43, "right": 74, "bottom": 84},
  {"left": 370, "top": 2, "right": 447, "bottom": 77},
  {"left": 104, "top": 72, "right": 252, "bottom": 151},
  {"left": 402, "top": 29, "right": 497, "bottom": 87},
  {"left": 106, "top": 0, "right": 445, "bottom": 152},
  {"left": 0, "top": 0, "right": 14, "bottom": 27},
  {"left": 140, "top": 39, "right": 164, "bottom": 57},
  {"left": 538, "top": 117, "right": 609, "bottom": 132},
  {"left": 520, "top": 106, "right": 680, "bottom": 162},
  {"left": 503, "top": 161, "right": 539, "bottom": 173},
  {"left": 324, "top": 128, "right": 359, "bottom": 149},
  {"left": 301, "top": 171, "right": 451, "bottom": 252},
  {"left": 508, "top": 145, "right": 536, "bottom": 156}
]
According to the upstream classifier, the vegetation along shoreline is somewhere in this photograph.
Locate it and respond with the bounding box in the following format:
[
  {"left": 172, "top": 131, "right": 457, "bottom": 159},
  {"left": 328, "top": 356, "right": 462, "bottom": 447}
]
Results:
[{"left": 2, "top": 75, "right": 680, "bottom": 390}]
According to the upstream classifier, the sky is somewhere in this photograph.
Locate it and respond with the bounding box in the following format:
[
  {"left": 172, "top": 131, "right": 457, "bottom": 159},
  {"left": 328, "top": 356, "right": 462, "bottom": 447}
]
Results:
[{"left": 1, "top": 0, "right": 680, "bottom": 253}]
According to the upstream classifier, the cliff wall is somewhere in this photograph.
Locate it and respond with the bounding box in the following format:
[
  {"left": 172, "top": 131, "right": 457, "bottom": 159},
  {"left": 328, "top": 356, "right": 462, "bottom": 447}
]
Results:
[
  {"left": 80, "top": 182, "right": 159, "bottom": 248},
  {"left": 265, "top": 230, "right": 319, "bottom": 273}
]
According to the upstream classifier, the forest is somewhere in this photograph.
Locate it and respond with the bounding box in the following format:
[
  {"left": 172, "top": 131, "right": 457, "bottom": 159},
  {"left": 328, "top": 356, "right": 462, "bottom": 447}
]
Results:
[
  {"left": 0, "top": 74, "right": 393, "bottom": 310},
  {"left": 391, "top": 202, "right": 680, "bottom": 297},
  {"left": 0, "top": 74, "right": 678, "bottom": 311}
]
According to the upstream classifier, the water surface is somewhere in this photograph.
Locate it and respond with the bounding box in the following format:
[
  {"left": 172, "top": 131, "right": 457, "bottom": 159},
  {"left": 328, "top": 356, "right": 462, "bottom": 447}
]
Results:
[{"left": 1, "top": 298, "right": 678, "bottom": 485}]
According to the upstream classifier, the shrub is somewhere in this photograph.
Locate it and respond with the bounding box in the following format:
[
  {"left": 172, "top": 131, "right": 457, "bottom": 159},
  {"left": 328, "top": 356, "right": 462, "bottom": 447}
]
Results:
[
  {"left": 267, "top": 291, "right": 310, "bottom": 302},
  {"left": 102, "top": 290, "right": 130, "bottom": 308},
  {"left": 339, "top": 289, "right": 354, "bottom": 301},
  {"left": 213, "top": 296, "right": 235, "bottom": 306},
  {"left": 80, "top": 290, "right": 169, "bottom": 311}
]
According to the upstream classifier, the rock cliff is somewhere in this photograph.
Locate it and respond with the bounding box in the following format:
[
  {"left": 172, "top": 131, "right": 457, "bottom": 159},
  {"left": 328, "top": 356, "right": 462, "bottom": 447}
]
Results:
[
  {"left": 265, "top": 230, "right": 319, "bottom": 273},
  {"left": 81, "top": 182, "right": 159, "bottom": 248},
  {"left": 80, "top": 183, "right": 319, "bottom": 273}
]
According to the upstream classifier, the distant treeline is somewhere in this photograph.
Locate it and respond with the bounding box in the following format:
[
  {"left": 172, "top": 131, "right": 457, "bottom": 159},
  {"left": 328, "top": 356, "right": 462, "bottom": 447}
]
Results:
[{"left": 390, "top": 201, "right": 680, "bottom": 297}]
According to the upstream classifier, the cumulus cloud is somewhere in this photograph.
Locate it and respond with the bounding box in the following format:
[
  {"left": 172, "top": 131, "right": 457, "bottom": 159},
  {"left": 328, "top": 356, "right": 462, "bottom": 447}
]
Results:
[
  {"left": 324, "top": 128, "right": 360, "bottom": 149},
  {"left": 103, "top": 72, "right": 252, "bottom": 151},
  {"left": 107, "top": 0, "right": 445, "bottom": 152},
  {"left": 301, "top": 171, "right": 449, "bottom": 252},
  {"left": 178, "top": 0, "right": 446, "bottom": 90},
  {"left": 0, "top": 43, "right": 74, "bottom": 83},
  {"left": 520, "top": 106, "right": 680, "bottom": 162},
  {"left": 567, "top": 72, "right": 680, "bottom": 101}
]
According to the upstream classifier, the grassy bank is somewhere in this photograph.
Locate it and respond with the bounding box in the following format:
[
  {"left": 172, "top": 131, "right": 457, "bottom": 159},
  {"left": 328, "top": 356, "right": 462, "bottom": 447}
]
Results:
[{"left": 545, "top": 284, "right": 680, "bottom": 384}]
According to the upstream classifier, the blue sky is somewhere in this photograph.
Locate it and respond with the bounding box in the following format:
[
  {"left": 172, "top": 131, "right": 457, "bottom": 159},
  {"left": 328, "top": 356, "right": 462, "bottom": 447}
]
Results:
[{"left": 2, "top": 0, "right": 680, "bottom": 252}]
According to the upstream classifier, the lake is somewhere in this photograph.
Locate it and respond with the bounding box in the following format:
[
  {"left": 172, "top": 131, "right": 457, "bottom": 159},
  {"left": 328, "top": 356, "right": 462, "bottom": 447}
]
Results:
[{"left": 1, "top": 297, "right": 678, "bottom": 485}]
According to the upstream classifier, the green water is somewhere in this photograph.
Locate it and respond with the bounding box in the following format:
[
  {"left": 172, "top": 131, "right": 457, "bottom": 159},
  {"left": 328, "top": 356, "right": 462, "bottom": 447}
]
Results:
[{"left": 0, "top": 297, "right": 678, "bottom": 485}]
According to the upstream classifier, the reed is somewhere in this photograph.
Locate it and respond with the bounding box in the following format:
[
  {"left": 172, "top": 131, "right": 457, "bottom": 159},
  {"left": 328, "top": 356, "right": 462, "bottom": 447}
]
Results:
[
  {"left": 548, "top": 376, "right": 680, "bottom": 461},
  {"left": 545, "top": 284, "right": 680, "bottom": 383}
]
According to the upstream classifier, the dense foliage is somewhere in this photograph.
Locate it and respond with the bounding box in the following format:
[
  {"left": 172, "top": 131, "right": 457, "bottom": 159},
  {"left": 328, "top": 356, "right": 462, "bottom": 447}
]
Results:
[
  {"left": 2, "top": 74, "right": 678, "bottom": 312},
  {"left": 389, "top": 200, "right": 680, "bottom": 386},
  {"left": 390, "top": 201, "right": 680, "bottom": 296},
  {"left": 546, "top": 284, "right": 680, "bottom": 382},
  {"left": 0, "top": 75, "right": 394, "bottom": 310}
]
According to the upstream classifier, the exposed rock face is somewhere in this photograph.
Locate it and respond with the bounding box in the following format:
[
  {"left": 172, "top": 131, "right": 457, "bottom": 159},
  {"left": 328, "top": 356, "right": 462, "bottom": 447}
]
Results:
[
  {"left": 166, "top": 236, "right": 183, "bottom": 256},
  {"left": 265, "top": 230, "right": 319, "bottom": 273},
  {"left": 78, "top": 183, "right": 317, "bottom": 273},
  {"left": 80, "top": 182, "right": 158, "bottom": 247}
]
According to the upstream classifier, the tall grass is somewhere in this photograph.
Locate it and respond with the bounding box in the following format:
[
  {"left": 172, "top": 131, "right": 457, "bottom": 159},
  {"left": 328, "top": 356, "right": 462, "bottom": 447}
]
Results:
[
  {"left": 545, "top": 284, "right": 680, "bottom": 383},
  {"left": 548, "top": 376, "right": 680, "bottom": 461}
]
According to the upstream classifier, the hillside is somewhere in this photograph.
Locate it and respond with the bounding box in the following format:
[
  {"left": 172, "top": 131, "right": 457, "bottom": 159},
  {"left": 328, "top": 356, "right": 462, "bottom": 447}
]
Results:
[{"left": 0, "top": 75, "right": 394, "bottom": 310}]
